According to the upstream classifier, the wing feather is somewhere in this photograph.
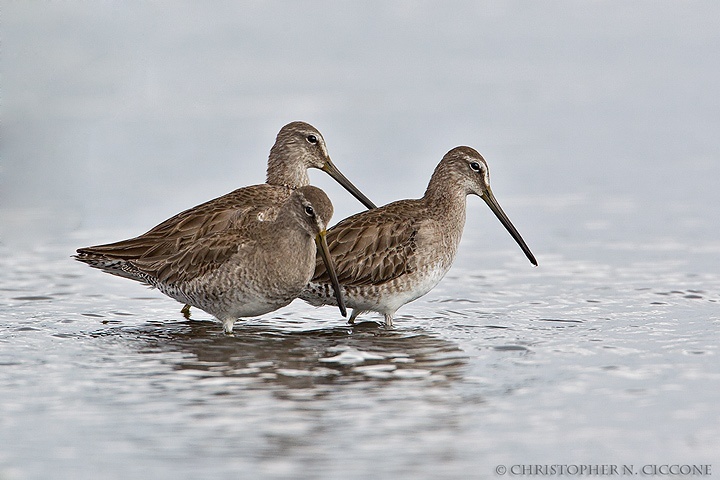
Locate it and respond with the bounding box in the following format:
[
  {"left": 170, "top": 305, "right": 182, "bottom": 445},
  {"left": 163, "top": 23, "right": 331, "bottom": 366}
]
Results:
[
  {"left": 128, "top": 229, "right": 254, "bottom": 285},
  {"left": 313, "top": 200, "right": 422, "bottom": 286},
  {"left": 77, "top": 184, "right": 291, "bottom": 263}
]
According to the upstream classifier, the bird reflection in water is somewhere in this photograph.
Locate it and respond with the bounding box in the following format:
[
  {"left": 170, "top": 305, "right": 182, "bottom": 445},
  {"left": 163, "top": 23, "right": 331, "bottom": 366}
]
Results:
[{"left": 99, "top": 319, "right": 467, "bottom": 388}]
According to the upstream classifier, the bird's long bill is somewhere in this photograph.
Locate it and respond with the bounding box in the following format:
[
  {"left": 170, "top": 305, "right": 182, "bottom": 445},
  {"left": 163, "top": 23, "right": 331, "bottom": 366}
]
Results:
[
  {"left": 315, "top": 231, "right": 348, "bottom": 317},
  {"left": 482, "top": 187, "right": 538, "bottom": 266},
  {"left": 322, "top": 161, "right": 378, "bottom": 210}
]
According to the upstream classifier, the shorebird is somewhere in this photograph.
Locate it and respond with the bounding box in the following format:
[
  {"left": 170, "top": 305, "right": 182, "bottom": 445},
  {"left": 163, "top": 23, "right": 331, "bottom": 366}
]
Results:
[
  {"left": 300, "top": 146, "right": 537, "bottom": 327},
  {"left": 76, "top": 121, "right": 375, "bottom": 318},
  {"left": 77, "top": 186, "right": 346, "bottom": 333}
]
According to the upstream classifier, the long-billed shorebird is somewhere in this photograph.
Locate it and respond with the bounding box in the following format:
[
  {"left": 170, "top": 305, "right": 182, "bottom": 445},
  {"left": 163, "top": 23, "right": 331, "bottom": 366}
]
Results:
[
  {"left": 77, "top": 186, "right": 346, "bottom": 333},
  {"left": 76, "top": 121, "right": 375, "bottom": 318},
  {"left": 300, "top": 146, "right": 537, "bottom": 327}
]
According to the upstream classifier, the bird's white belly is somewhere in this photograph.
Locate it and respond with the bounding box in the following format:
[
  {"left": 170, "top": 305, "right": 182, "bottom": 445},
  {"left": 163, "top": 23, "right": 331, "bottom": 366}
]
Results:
[
  {"left": 312, "top": 262, "right": 450, "bottom": 315},
  {"left": 376, "top": 264, "right": 447, "bottom": 311}
]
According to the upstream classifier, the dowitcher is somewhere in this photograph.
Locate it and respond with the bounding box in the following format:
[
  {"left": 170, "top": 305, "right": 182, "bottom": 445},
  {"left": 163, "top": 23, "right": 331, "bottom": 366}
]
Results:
[
  {"left": 300, "top": 146, "right": 537, "bottom": 327},
  {"left": 77, "top": 186, "right": 346, "bottom": 333},
  {"left": 76, "top": 121, "right": 375, "bottom": 317}
]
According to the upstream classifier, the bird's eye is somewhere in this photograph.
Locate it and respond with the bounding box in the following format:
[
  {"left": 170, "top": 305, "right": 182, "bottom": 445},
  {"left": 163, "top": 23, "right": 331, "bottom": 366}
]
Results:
[
  {"left": 305, "top": 205, "right": 315, "bottom": 216},
  {"left": 470, "top": 161, "right": 481, "bottom": 172},
  {"left": 306, "top": 134, "right": 318, "bottom": 145}
]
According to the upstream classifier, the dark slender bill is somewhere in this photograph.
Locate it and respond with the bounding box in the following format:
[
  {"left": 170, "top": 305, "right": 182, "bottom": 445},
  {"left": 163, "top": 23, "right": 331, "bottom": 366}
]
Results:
[
  {"left": 482, "top": 188, "right": 538, "bottom": 266},
  {"left": 315, "top": 231, "right": 348, "bottom": 317},
  {"left": 323, "top": 162, "right": 378, "bottom": 210}
]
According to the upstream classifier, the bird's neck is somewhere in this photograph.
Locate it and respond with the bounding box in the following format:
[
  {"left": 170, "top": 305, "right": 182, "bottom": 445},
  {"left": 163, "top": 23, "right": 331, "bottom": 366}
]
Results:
[
  {"left": 262, "top": 217, "right": 315, "bottom": 278},
  {"left": 269, "top": 207, "right": 312, "bottom": 246},
  {"left": 422, "top": 170, "right": 469, "bottom": 242},
  {"left": 266, "top": 152, "right": 310, "bottom": 188},
  {"left": 423, "top": 169, "right": 468, "bottom": 214}
]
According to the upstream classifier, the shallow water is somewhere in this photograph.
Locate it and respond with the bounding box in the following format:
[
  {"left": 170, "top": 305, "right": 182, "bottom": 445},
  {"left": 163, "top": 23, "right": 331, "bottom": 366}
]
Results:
[
  {"left": 1, "top": 226, "right": 718, "bottom": 478},
  {"left": 3, "top": 1, "right": 720, "bottom": 479}
]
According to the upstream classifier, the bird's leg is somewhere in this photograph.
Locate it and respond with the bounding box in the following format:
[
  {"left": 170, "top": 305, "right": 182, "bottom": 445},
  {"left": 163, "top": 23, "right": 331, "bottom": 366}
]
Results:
[
  {"left": 181, "top": 304, "right": 192, "bottom": 319},
  {"left": 222, "top": 318, "right": 235, "bottom": 335},
  {"left": 383, "top": 313, "right": 394, "bottom": 328},
  {"left": 348, "top": 309, "right": 362, "bottom": 325}
]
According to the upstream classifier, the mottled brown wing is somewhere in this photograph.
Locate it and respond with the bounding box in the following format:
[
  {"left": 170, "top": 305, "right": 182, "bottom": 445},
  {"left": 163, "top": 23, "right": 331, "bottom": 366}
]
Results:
[
  {"left": 77, "top": 184, "right": 291, "bottom": 260},
  {"left": 128, "top": 228, "right": 257, "bottom": 285},
  {"left": 313, "top": 200, "right": 421, "bottom": 286}
]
